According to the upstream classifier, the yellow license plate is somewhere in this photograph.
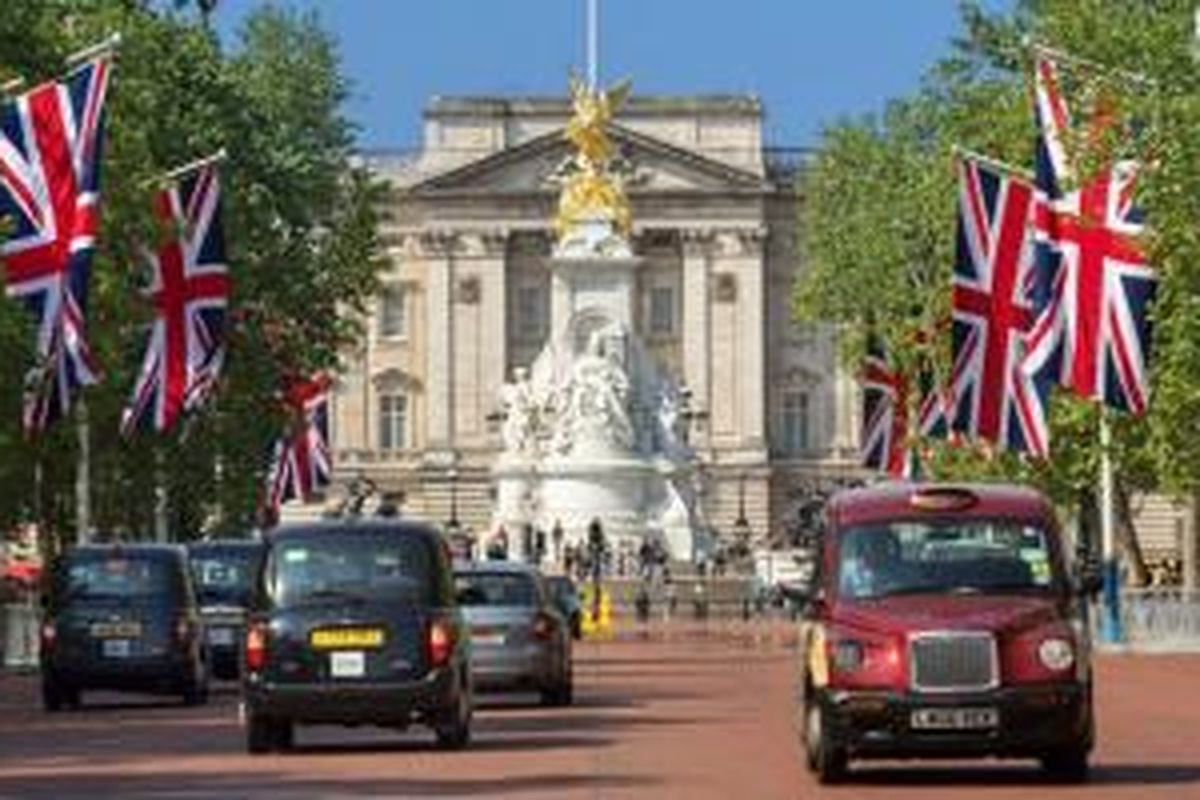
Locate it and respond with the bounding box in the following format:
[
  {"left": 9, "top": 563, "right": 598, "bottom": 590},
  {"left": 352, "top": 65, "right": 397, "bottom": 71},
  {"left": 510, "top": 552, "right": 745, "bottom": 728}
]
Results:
[
  {"left": 90, "top": 622, "right": 142, "bottom": 638},
  {"left": 310, "top": 628, "right": 385, "bottom": 649}
]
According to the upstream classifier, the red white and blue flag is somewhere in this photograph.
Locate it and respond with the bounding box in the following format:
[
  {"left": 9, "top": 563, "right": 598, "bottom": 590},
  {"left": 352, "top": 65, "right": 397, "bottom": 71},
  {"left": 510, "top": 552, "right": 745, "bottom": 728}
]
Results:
[
  {"left": 861, "top": 339, "right": 911, "bottom": 477},
  {"left": 265, "top": 374, "right": 333, "bottom": 515},
  {"left": 1022, "top": 52, "right": 1157, "bottom": 416},
  {"left": 0, "top": 54, "right": 111, "bottom": 434},
  {"left": 950, "top": 153, "right": 1050, "bottom": 456},
  {"left": 122, "top": 162, "right": 230, "bottom": 434}
]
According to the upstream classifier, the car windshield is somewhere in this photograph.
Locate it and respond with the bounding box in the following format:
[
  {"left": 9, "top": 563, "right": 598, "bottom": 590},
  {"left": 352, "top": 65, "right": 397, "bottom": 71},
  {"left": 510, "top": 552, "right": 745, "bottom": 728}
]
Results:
[
  {"left": 268, "top": 534, "right": 434, "bottom": 609},
  {"left": 836, "top": 520, "right": 1057, "bottom": 600},
  {"left": 60, "top": 555, "right": 173, "bottom": 602},
  {"left": 190, "top": 548, "right": 260, "bottom": 607},
  {"left": 455, "top": 573, "right": 538, "bottom": 607},
  {"left": 545, "top": 577, "right": 577, "bottom": 604}
]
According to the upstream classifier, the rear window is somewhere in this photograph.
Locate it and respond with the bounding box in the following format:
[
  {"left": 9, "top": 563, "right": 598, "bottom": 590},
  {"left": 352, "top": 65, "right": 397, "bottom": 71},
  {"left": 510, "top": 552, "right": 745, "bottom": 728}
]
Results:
[
  {"left": 455, "top": 572, "right": 539, "bottom": 607},
  {"left": 267, "top": 534, "right": 435, "bottom": 608},
  {"left": 59, "top": 555, "right": 174, "bottom": 602},
  {"left": 190, "top": 548, "right": 261, "bottom": 607}
]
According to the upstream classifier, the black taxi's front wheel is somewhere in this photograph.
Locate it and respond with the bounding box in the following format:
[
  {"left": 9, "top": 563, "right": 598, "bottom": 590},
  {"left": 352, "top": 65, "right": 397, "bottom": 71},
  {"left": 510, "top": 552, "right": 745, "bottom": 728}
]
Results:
[{"left": 804, "top": 698, "right": 848, "bottom": 784}]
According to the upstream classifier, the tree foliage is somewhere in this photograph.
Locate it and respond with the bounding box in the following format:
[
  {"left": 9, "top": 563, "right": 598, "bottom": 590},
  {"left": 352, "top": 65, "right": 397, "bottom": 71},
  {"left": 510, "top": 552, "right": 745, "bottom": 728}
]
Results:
[
  {"left": 796, "top": 0, "right": 1200, "bottom": 518},
  {"left": 0, "top": 1, "right": 385, "bottom": 543}
]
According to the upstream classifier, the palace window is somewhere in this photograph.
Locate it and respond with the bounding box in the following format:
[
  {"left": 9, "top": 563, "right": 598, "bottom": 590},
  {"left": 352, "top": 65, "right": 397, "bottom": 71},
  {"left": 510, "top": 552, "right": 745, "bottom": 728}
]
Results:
[
  {"left": 378, "top": 393, "right": 408, "bottom": 452},
  {"left": 377, "top": 283, "right": 407, "bottom": 340},
  {"left": 649, "top": 285, "right": 676, "bottom": 336},
  {"left": 516, "top": 284, "right": 548, "bottom": 340},
  {"left": 780, "top": 390, "right": 810, "bottom": 455}
]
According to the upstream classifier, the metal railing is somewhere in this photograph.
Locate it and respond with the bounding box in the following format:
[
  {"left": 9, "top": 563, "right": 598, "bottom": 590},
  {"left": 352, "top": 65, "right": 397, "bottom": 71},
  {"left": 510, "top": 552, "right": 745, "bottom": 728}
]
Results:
[{"left": 1115, "top": 588, "right": 1200, "bottom": 649}]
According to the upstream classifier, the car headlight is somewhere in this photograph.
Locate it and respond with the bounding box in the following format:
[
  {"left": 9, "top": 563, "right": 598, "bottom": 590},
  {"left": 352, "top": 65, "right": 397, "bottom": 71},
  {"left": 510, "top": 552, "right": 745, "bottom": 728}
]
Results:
[
  {"left": 1037, "top": 637, "right": 1075, "bottom": 671},
  {"left": 831, "top": 640, "right": 865, "bottom": 672}
]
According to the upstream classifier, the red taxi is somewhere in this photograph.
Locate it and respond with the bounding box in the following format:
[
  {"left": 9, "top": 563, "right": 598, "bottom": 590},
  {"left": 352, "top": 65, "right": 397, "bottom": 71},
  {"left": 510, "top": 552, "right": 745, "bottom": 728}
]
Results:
[{"left": 798, "top": 483, "right": 1098, "bottom": 783}]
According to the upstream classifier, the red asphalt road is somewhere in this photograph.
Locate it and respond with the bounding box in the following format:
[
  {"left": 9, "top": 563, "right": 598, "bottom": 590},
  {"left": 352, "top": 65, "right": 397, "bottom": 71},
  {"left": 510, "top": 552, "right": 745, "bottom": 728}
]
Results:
[{"left": 0, "top": 624, "right": 1198, "bottom": 799}]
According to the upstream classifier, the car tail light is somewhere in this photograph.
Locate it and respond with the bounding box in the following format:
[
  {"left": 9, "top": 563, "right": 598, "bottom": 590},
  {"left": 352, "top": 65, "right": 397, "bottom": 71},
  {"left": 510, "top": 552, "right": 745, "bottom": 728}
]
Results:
[
  {"left": 245, "top": 622, "right": 267, "bottom": 672},
  {"left": 532, "top": 613, "right": 555, "bottom": 641},
  {"left": 428, "top": 618, "right": 454, "bottom": 668},
  {"left": 40, "top": 622, "right": 56, "bottom": 647}
]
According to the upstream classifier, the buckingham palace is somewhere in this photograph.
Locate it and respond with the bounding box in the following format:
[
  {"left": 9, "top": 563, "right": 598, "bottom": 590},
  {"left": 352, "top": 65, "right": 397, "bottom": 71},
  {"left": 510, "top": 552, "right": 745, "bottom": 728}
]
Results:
[{"left": 324, "top": 93, "right": 862, "bottom": 549}]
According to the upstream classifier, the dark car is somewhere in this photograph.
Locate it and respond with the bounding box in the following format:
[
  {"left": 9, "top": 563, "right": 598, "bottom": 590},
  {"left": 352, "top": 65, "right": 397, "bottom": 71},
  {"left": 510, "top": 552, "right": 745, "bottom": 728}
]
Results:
[
  {"left": 187, "top": 539, "right": 264, "bottom": 680},
  {"left": 544, "top": 574, "right": 583, "bottom": 640},
  {"left": 40, "top": 544, "right": 209, "bottom": 710},
  {"left": 455, "top": 562, "right": 573, "bottom": 705},
  {"left": 798, "top": 484, "right": 1098, "bottom": 784},
  {"left": 241, "top": 520, "right": 472, "bottom": 753}
]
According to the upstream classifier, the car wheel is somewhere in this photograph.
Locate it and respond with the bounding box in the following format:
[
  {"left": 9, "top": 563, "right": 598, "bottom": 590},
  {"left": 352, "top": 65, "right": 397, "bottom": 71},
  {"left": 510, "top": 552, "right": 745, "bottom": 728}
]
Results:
[
  {"left": 804, "top": 698, "right": 847, "bottom": 785},
  {"left": 42, "top": 677, "right": 67, "bottom": 712},
  {"left": 1041, "top": 748, "right": 1089, "bottom": 782},
  {"left": 273, "top": 718, "right": 295, "bottom": 752},
  {"left": 246, "top": 711, "right": 280, "bottom": 755},
  {"left": 182, "top": 660, "right": 209, "bottom": 706},
  {"left": 434, "top": 688, "right": 472, "bottom": 750}
]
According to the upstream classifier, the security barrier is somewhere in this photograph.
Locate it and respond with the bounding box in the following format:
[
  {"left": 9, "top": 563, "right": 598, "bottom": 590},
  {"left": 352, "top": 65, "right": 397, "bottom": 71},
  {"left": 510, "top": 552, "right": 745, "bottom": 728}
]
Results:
[
  {"left": 2, "top": 601, "right": 39, "bottom": 669},
  {"left": 1118, "top": 588, "right": 1200, "bottom": 649}
]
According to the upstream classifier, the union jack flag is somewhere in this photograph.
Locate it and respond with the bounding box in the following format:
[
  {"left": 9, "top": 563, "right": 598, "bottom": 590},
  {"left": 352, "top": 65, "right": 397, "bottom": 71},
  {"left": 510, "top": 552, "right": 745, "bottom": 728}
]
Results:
[
  {"left": 0, "top": 55, "right": 111, "bottom": 434},
  {"left": 1023, "top": 52, "right": 1157, "bottom": 415},
  {"left": 950, "top": 153, "right": 1050, "bottom": 456},
  {"left": 861, "top": 339, "right": 910, "bottom": 477},
  {"left": 265, "top": 374, "right": 333, "bottom": 516},
  {"left": 121, "top": 162, "right": 230, "bottom": 434}
]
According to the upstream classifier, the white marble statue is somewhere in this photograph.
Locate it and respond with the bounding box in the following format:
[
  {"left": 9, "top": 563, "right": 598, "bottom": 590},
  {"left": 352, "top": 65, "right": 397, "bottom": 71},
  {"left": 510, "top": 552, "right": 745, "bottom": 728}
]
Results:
[
  {"left": 554, "top": 330, "right": 635, "bottom": 454},
  {"left": 500, "top": 367, "right": 535, "bottom": 454}
]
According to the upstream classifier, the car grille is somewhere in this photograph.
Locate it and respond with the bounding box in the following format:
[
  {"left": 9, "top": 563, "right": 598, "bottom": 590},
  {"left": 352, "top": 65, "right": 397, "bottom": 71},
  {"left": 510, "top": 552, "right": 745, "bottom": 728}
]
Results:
[{"left": 910, "top": 632, "right": 997, "bottom": 692}]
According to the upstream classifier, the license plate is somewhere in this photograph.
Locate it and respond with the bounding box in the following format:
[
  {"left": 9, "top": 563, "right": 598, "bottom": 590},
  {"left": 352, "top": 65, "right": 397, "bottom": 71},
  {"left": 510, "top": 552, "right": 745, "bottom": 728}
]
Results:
[
  {"left": 91, "top": 622, "right": 141, "bottom": 638},
  {"left": 102, "top": 639, "right": 132, "bottom": 658},
  {"left": 310, "top": 627, "right": 385, "bottom": 649},
  {"left": 911, "top": 707, "right": 999, "bottom": 731},
  {"left": 330, "top": 650, "right": 366, "bottom": 678},
  {"left": 207, "top": 627, "right": 235, "bottom": 646}
]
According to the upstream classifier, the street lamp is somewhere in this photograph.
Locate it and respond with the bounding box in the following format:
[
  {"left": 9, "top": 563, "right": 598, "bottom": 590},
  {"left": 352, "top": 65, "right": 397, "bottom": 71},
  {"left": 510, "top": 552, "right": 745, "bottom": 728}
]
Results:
[
  {"left": 446, "top": 466, "right": 460, "bottom": 537},
  {"left": 732, "top": 472, "right": 752, "bottom": 564}
]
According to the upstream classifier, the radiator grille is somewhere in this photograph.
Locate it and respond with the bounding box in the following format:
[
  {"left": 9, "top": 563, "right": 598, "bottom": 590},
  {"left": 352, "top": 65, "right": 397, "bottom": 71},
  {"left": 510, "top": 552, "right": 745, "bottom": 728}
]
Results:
[{"left": 910, "top": 632, "right": 997, "bottom": 692}]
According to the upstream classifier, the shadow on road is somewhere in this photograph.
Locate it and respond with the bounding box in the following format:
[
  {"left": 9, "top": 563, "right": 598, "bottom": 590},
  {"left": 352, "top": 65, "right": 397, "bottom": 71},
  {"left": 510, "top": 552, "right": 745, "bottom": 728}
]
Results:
[
  {"left": 291, "top": 731, "right": 612, "bottom": 756},
  {"left": 847, "top": 762, "right": 1200, "bottom": 787},
  {"left": 0, "top": 770, "right": 661, "bottom": 799}
]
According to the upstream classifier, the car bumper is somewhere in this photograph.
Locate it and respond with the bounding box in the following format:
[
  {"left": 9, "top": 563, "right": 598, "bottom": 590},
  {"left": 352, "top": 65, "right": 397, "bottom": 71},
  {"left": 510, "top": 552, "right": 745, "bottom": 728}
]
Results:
[
  {"left": 243, "top": 666, "right": 460, "bottom": 725},
  {"left": 820, "top": 683, "right": 1092, "bottom": 760},
  {"left": 471, "top": 643, "right": 557, "bottom": 690},
  {"left": 46, "top": 653, "right": 194, "bottom": 692}
]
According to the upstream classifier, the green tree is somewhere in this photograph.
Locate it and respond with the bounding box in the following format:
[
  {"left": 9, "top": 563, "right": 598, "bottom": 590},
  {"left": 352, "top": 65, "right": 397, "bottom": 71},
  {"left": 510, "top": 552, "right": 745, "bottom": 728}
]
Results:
[
  {"left": 796, "top": 0, "right": 1200, "bottom": 581},
  {"left": 0, "top": 1, "right": 385, "bottom": 545}
]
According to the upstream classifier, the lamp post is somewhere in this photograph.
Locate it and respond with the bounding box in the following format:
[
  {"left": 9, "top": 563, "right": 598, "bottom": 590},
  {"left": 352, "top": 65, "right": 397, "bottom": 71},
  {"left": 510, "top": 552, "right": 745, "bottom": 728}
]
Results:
[{"left": 446, "top": 466, "right": 461, "bottom": 538}]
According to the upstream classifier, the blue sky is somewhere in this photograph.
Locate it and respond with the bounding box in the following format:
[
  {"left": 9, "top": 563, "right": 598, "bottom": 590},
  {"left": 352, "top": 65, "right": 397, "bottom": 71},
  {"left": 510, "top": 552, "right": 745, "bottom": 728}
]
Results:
[{"left": 215, "top": 0, "right": 1012, "bottom": 150}]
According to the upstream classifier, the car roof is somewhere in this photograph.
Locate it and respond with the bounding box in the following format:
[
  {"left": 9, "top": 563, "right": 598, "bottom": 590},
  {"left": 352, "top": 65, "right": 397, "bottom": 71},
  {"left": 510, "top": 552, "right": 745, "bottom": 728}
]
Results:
[
  {"left": 267, "top": 518, "right": 445, "bottom": 547},
  {"left": 828, "top": 482, "right": 1054, "bottom": 530},
  {"left": 69, "top": 544, "right": 187, "bottom": 559},
  {"left": 187, "top": 539, "right": 263, "bottom": 552},
  {"left": 454, "top": 560, "right": 542, "bottom": 576}
]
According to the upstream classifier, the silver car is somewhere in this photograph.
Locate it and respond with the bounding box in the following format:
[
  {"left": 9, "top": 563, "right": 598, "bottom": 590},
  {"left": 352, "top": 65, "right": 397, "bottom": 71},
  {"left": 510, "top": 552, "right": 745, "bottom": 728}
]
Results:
[{"left": 454, "top": 562, "right": 573, "bottom": 706}]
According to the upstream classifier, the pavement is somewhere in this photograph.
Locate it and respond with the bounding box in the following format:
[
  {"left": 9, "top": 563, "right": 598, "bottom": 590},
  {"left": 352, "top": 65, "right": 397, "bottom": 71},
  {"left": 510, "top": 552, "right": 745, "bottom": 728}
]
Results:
[{"left": 0, "top": 621, "right": 1198, "bottom": 799}]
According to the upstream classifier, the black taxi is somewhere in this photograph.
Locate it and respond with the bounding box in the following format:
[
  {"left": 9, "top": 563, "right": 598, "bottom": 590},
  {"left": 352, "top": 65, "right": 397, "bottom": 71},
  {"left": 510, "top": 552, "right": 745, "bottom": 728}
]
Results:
[
  {"left": 241, "top": 520, "right": 472, "bottom": 753},
  {"left": 40, "top": 544, "right": 209, "bottom": 709}
]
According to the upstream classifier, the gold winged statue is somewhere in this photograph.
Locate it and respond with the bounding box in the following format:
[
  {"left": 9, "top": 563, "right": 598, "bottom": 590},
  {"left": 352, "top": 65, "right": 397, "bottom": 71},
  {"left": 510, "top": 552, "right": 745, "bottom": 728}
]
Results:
[{"left": 554, "top": 74, "right": 633, "bottom": 242}]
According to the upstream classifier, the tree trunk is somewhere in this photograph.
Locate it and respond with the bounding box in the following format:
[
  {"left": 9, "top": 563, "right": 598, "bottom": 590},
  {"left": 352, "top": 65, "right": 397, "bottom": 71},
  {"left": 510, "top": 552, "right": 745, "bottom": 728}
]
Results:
[{"left": 1113, "top": 476, "right": 1150, "bottom": 587}]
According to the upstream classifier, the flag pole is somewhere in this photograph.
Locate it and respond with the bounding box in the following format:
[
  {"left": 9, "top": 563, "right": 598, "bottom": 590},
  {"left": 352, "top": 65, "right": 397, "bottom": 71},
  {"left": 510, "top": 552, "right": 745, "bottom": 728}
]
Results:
[
  {"left": 951, "top": 145, "right": 1035, "bottom": 181},
  {"left": 154, "top": 447, "right": 169, "bottom": 543},
  {"left": 1098, "top": 412, "right": 1123, "bottom": 643},
  {"left": 144, "top": 149, "right": 229, "bottom": 188},
  {"left": 75, "top": 400, "right": 91, "bottom": 544},
  {"left": 64, "top": 33, "right": 122, "bottom": 69}
]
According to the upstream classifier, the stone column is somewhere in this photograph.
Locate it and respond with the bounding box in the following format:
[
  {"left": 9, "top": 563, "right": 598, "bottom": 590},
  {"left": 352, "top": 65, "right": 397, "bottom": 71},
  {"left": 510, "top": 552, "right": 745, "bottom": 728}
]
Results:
[
  {"left": 720, "top": 227, "right": 768, "bottom": 454},
  {"left": 681, "top": 228, "right": 713, "bottom": 448},
  {"left": 421, "top": 230, "right": 458, "bottom": 462}
]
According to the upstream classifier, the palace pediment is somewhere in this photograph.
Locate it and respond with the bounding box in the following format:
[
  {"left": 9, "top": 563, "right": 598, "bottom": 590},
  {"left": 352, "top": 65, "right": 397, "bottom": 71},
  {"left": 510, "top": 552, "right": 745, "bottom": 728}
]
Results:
[{"left": 407, "top": 125, "right": 768, "bottom": 197}]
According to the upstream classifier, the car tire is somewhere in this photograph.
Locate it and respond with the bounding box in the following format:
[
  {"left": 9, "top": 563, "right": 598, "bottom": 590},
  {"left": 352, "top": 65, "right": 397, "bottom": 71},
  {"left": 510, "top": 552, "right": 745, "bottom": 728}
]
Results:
[
  {"left": 434, "top": 688, "right": 472, "bottom": 750},
  {"left": 42, "top": 677, "right": 71, "bottom": 712},
  {"left": 246, "top": 712, "right": 281, "bottom": 755},
  {"left": 181, "top": 660, "right": 209, "bottom": 706},
  {"left": 804, "top": 698, "right": 847, "bottom": 785},
  {"left": 273, "top": 718, "right": 295, "bottom": 752},
  {"left": 1041, "top": 748, "right": 1089, "bottom": 783}
]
